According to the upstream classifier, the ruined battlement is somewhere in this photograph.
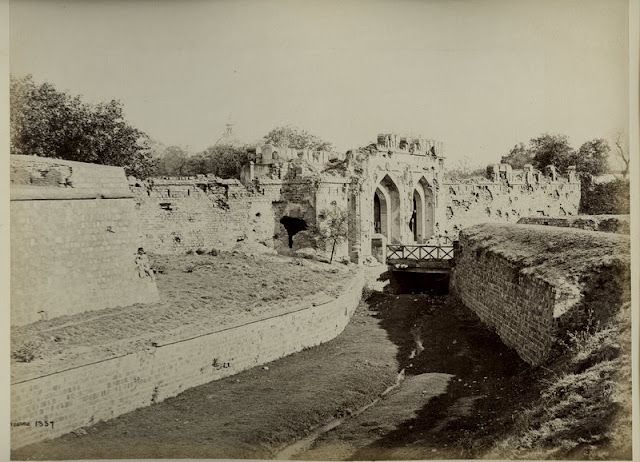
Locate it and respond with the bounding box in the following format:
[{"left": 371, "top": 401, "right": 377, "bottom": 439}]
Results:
[
  {"left": 249, "top": 144, "right": 345, "bottom": 166},
  {"left": 130, "top": 175, "right": 252, "bottom": 202},
  {"left": 484, "top": 163, "right": 579, "bottom": 185},
  {"left": 375, "top": 133, "right": 444, "bottom": 157}
]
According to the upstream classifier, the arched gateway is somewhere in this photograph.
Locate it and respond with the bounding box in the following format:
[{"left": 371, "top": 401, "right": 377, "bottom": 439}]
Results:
[{"left": 373, "top": 175, "right": 401, "bottom": 243}]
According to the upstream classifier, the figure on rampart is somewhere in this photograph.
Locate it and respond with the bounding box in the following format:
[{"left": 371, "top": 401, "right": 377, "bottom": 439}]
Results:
[{"left": 135, "top": 247, "right": 155, "bottom": 279}]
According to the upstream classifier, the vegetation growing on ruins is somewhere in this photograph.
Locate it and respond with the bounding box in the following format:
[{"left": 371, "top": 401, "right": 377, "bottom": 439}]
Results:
[
  {"left": 312, "top": 208, "right": 351, "bottom": 264},
  {"left": 152, "top": 126, "right": 333, "bottom": 179},
  {"left": 10, "top": 75, "right": 157, "bottom": 178},
  {"left": 10, "top": 249, "right": 355, "bottom": 380}
]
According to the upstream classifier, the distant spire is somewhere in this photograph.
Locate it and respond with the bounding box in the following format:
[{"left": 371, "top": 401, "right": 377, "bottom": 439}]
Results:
[{"left": 214, "top": 114, "right": 240, "bottom": 146}]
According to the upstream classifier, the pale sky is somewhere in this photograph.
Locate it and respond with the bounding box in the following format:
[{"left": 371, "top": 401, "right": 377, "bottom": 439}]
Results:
[{"left": 10, "top": 0, "right": 629, "bottom": 167}]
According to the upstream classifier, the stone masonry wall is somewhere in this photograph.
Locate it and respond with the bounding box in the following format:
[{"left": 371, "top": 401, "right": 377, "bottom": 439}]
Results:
[
  {"left": 10, "top": 156, "right": 159, "bottom": 326},
  {"left": 11, "top": 270, "right": 364, "bottom": 450},
  {"left": 452, "top": 223, "right": 630, "bottom": 366},
  {"left": 132, "top": 178, "right": 275, "bottom": 254},
  {"left": 442, "top": 177, "right": 581, "bottom": 238}
]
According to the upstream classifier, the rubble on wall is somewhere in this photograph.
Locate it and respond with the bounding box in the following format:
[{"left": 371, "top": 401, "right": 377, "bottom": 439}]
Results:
[{"left": 131, "top": 175, "right": 276, "bottom": 255}]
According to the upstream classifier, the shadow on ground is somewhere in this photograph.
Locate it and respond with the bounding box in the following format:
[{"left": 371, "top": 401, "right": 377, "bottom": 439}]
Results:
[{"left": 298, "top": 271, "right": 541, "bottom": 460}]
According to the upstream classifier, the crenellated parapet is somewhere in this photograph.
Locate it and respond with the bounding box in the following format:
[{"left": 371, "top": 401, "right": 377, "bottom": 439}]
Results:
[{"left": 485, "top": 162, "right": 579, "bottom": 185}]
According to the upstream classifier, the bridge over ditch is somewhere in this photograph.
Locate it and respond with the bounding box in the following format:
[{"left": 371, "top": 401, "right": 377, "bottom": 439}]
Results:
[{"left": 386, "top": 240, "right": 458, "bottom": 274}]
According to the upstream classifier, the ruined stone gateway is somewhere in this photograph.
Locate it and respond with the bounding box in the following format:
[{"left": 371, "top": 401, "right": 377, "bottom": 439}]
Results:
[{"left": 237, "top": 132, "right": 581, "bottom": 263}]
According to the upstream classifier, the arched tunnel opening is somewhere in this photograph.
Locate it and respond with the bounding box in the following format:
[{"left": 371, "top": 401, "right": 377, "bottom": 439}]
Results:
[{"left": 280, "top": 216, "right": 308, "bottom": 248}]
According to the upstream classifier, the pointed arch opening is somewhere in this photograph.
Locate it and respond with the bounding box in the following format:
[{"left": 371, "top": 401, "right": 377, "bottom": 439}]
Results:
[
  {"left": 418, "top": 177, "right": 435, "bottom": 241},
  {"left": 375, "top": 175, "right": 401, "bottom": 243}
]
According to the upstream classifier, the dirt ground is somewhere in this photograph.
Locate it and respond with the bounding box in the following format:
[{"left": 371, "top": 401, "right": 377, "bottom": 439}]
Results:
[
  {"left": 13, "top": 273, "right": 543, "bottom": 461},
  {"left": 11, "top": 251, "right": 355, "bottom": 381},
  {"left": 295, "top": 286, "right": 538, "bottom": 460}
]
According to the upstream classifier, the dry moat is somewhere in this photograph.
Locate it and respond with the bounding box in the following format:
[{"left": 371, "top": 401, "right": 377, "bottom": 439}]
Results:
[{"left": 12, "top": 262, "right": 631, "bottom": 461}]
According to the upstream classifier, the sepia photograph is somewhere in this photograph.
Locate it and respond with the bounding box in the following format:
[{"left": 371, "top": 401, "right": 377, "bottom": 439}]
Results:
[{"left": 5, "top": 0, "right": 638, "bottom": 460}]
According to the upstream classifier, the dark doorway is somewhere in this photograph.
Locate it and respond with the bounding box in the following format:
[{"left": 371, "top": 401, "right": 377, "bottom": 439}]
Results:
[
  {"left": 373, "top": 193, "right": 382, "bottom": 234},
  {"left": 280, "top": 216, "right": 308, "bottom": 248}
]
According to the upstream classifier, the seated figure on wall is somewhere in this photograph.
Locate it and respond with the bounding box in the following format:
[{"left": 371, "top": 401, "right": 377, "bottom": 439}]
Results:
[{"left": 135, "top": 247, "right": 155, "bottom": 279}]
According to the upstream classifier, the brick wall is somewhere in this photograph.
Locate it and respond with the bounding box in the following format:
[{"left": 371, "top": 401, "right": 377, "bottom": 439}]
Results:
[
  {"left": 452, "top": 244, "right": 558, "bottom": 365},
  {"left": 451, "top": 223, "right": 630, "bottom": 366},
  {"left": 10, "top": 156, "right": 159, "bottom": 326},
  {"left": 10, "top": 271, "right": 364, "bottom": 450},
  {"left": 132, "top": 178, "right": 276, "bottom": 254}
]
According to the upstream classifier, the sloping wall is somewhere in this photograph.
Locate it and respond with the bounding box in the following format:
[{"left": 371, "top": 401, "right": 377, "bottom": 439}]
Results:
[
  {"left": 10, "top": 156, "right": 159, "bottom": 326},
  {"left": 452, "top": 223, "right": 630, "bottom": 365},
  {"left": 11, "top": 270, "right": 364, "bottom": 450}
]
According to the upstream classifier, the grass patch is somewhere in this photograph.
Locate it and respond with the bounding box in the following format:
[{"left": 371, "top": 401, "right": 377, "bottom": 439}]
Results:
[{"left": 490, "top": 302, "right": 631, "bottom": 459}]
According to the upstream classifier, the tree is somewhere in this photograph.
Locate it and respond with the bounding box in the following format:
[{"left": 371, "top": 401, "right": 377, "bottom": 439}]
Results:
[
  {"left": 10, "top": 75, "right": 156, "bottom": 178},
  {"left": 573, "top": 139, "right": 609, "bottom": 177},
  {"left": 154, "top": 146, "right": 191, "bottom": 176},
  {"left": 501, "top": 142, "right": 534, "bottom": 169},
  {"left": 614, "top": 133, "right": 629, "bottom": 178},
  {"left": 198, "top": 144, "right": 249, "bottom": 179},
  {"left": 313, "top": 207, "right": 350, "bottom": 264},
  {"left": 529, "top": 134, "right": 575, "bottom": 173},
  {"left": 580, "top": 177, "right": 630, "bottom": 214},
  {"left": 263, "top": 125, "right": 333, "bottom": 151}
]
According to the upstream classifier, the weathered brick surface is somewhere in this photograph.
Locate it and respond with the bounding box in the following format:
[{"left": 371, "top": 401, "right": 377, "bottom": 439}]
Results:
[
  {"left": 10, "top": 156, "right": 159, "bottom": 326},
  {"left": 452, "top": 224, "right": 629, "bottom": 366},
  {"left": 132, "top": 179, "right": 275, "bottom": 254},
  {"left": 10, "top": 271, "right": 364, "bottom": 450},
  {"left": 453, "top": 246, "right": 558, "bottom": 365}
]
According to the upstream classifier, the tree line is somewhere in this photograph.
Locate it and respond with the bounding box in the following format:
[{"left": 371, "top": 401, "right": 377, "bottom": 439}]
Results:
[
  {"left": 500, "top": 134, "right": 612, "bottom": 177},
  {"left": 10, "top": 75, "right": 332, "bottom": 179},
  {"left": 501, "top": 134, "right": 629, "bottom": 214},
  {"left": 9, "top": 75, "right": 629, "bottom": 214}
]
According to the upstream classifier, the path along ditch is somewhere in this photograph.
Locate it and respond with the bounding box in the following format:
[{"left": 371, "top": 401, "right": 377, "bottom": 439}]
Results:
[{"left": 12, "top": 270, "right": 540, "bottom": 460}]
